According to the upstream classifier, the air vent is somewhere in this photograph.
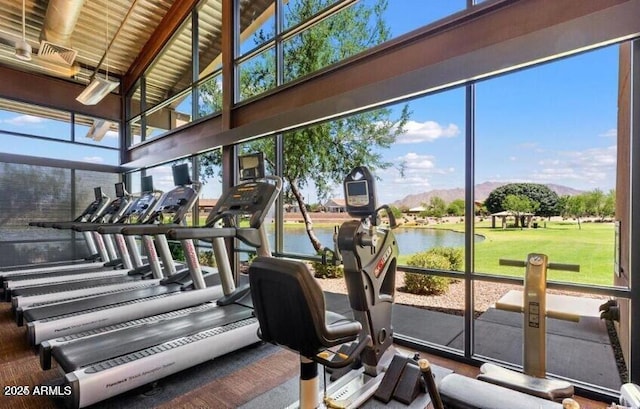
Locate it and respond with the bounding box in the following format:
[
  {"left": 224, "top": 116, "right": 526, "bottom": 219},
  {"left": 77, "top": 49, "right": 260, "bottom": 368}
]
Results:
[{"left": 38, "top": 40, "right": 78, "bottom": 65}]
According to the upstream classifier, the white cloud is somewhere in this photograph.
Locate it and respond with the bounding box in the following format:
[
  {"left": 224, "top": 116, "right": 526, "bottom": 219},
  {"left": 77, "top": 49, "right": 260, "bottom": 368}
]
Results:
[
  {"left": 2, "top": 114, "right": 46, "bottom": 126},
  {"left": 377, "top": 152, "right": 455, "bottom": 192},
  {"left": 146, "top": 165, "right": 178, "bottom": 192},
  {"left": 83, "top": 156, "right": 104, "bottom": 163},
  {"left": 396, "top": 120, "right": 460, "bottom": 144},
  {"left": 400, "top": 152, "right": 436, "bottom": 170},
  {"left": 531, "top": 145, "right": 616, "bottom": 186},
  {"left": 105, "top": 130, "right": 119, "bottom": 139},
  {"left": 599, "top": 128, "right": 617, "bottom": 138}
]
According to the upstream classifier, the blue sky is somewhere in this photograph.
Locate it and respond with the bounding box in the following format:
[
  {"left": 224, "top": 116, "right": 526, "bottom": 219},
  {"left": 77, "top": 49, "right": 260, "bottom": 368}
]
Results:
[{"left": 0, "top": 1, "right": 619, "bottom": 204}]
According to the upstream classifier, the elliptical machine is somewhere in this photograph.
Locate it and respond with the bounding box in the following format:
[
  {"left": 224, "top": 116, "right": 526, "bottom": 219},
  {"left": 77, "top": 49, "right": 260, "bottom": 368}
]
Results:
[{"left": 249, "top": 166, "right": 438, "bottom": 408}]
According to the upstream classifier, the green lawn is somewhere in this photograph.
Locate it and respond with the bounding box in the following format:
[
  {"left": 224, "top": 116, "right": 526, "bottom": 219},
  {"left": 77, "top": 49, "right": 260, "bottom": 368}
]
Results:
[
  {"left": 192, "top": 214, "right": 615, "bottom": 286},
  {"left": 422, "top": 220, "right": 615, "bottom": 286}
]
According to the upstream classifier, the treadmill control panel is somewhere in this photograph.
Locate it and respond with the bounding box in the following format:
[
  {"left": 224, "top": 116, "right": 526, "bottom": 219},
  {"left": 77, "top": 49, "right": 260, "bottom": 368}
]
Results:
[
  {"left": 118, "top": 192, "right": 159, "bottom": 223},
  {"left": 147, "top": 186, "right": 199, "bottom": 224},
  {"left": 208, "top": 181, "right": 278, "bottom": 229},
  {"left": 77, "top": 188, "right": 110, "bottom": 222}
]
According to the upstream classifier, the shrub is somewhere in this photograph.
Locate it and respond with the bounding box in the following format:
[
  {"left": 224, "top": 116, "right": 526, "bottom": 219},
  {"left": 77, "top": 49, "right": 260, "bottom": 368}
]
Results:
[
  {"left": 168, "top": 242, "right": 185, "bottom": 261},
  {"left": 403, "top": 252, "right": 451, "bottom": 295},
  {"left": 198, "top": 250, "right": 217, "bottom": 267},
  {"left": 425, "top": 247, "right": 463, "bottom": 271},
  {"left": 311, "top": 250, "right": 344, "bottom": 279}
]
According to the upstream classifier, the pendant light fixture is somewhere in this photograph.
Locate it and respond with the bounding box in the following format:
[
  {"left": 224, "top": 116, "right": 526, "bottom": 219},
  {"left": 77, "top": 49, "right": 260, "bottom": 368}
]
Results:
[
  {"left": 15, "top": 0, "right": 32, "bottom": 61},
  {"left": 76, "top": 0, "right": 119, "bottom": 105}
]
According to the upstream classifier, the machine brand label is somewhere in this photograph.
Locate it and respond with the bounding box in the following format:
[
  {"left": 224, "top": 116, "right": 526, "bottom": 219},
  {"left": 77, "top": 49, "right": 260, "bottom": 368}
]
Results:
[
  {"left": 184, "top": 241, "right": 199, "bottom": 267},
  {"left": 373, "top": 245, "right": 393, "bottom": 277}
]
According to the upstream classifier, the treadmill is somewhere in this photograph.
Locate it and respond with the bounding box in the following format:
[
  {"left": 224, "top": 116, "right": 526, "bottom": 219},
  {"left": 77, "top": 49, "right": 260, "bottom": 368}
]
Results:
[
  {"left": 2, "top": 183, "right": 136, "bottom": 301},
  {"left": 44, "top": 153, "right": 281, "bottom": 409},
  {"left": 22, "top": 163, "right": 211, "bottom": 344},
  {"left": 0, "top": 186, "right": 111, "bottom": 279},
  {"left": 10, "top": 177, "right": 163, "bottom": 314}
]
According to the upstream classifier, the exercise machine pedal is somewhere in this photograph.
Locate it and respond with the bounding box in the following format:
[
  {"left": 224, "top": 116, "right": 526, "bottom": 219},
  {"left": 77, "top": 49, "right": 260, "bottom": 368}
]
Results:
[
  {"left": 374, "top": 355, "right": 410, "bottom": 403},
  {"left": 328, "top": 343, "right": 361, "bottom": 381},
  {"left": 392, "top": 360, "right": 424, "bottom": 404}
]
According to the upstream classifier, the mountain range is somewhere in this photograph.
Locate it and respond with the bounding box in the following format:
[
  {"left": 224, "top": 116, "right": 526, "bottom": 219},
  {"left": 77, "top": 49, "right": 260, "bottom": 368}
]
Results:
[{"left": 392, "top": 182, "right": 584, "bottom": 209}]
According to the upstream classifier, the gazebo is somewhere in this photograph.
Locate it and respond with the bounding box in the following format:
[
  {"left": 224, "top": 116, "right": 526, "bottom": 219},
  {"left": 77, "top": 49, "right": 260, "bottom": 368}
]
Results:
[{"left": 490, "top": 210, "right": 534, "bottom": 228}]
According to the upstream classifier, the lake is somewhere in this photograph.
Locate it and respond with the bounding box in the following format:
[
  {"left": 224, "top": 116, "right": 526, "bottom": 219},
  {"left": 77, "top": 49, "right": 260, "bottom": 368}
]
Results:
[{"left": 245, "top": 225, "right": 484, "bottom": 256}]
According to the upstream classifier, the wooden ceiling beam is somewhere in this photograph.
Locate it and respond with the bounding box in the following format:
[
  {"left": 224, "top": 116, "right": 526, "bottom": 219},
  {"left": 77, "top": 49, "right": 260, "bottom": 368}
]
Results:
[
  {"left": 122, "top": 0, "right": 200, "bottom": 95},
  {"left": 0, "top": 66, "right": 120, "bottom": 121}
]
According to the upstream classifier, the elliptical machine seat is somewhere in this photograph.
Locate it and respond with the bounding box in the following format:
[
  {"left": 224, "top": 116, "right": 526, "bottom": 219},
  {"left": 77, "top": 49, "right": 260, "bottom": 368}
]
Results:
[{"left": 249, "top": 256, "right": 362, "bottom": 358}]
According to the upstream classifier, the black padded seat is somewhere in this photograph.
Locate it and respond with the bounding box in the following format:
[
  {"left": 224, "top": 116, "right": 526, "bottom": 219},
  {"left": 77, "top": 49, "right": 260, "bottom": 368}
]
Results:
[{"left": 248, "top": 257, "right": 362, "bottom": 358}]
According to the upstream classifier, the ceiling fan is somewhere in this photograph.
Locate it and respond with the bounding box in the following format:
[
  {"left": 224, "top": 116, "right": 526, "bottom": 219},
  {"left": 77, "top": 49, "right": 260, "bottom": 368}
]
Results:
[{"left": 0, "top": 0, "right": 80, "bottom": 77}]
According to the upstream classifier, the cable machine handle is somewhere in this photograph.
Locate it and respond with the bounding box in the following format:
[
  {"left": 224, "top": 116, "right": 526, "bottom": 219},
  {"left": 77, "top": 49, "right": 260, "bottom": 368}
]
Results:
[{"left": 499, "top": 258, "right": 580, "bottom": 272}]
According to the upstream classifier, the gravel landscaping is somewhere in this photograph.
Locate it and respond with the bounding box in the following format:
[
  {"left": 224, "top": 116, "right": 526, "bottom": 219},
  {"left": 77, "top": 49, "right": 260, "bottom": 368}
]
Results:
[{"left": 315, "top": 270, "right": 608, "bottom": 317}]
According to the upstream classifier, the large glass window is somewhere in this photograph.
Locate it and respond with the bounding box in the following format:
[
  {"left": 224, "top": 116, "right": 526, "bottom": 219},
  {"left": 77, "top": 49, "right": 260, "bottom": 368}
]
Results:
[
  {"left": 197, "top": 73, "right": 223, "bottom": 117},
  {"left": 0, "top": 101, "right": 120, "bottom": 166},
  {"left": 0, "top": 163, "right": 119, "bottom": 267},
  {"left": 474, "top": 46, "right": 618, "bottom": 287},
  {"left": 145, "top": 20, "right": 194, "bottom": 113},
  {"left": 237, "top": 0, "right": 275, "bottom": 56},
  {"left": 472, "top": 45, "right": 620, "bottom": 392},
  {"left": 237, "top": 48, "right": 276, "bottom": 102},
  {"left": 272, "top": 88, "right": 466, "bottom": 349},
  {"left": 364, "top": 0, "right": 467, "bottom": 40},
  {"left": 144, "top": 91, "right": 194, "bottom": 141},
  {"left": 0, "top": 100, "right": 71, "bottom": 141},
  {"left": 74, "top": 114, "right": 120, "bottom": 149}
]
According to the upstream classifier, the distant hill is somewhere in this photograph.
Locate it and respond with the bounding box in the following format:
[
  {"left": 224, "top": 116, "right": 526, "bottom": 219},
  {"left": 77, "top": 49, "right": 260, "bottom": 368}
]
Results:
[{"left": 392, "top": 182, "right": 584, "bottom": 208}]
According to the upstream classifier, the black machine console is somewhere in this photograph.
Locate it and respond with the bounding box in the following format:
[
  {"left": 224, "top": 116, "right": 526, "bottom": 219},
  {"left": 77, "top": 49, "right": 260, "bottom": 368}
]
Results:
[
  {"left": 115, "top": 177, "right": 159, "bottom": 224},
  {"left": 208, "top": 181, "right": 277, "bottom": 229},
  {"left": 77, "top": 187, "right": 108, "bottom": 221},
  {"left": 145, "top": 186, "right": 198, "bottom": 224},
  {"left": 206, "top": 153, "right": 278, "bottom": 229},
  {"left": 344, "top": 166, "right": 377, "bottom": 218},
  {"left": 144, "top": 165, "right": 199, "bottom": 224}
]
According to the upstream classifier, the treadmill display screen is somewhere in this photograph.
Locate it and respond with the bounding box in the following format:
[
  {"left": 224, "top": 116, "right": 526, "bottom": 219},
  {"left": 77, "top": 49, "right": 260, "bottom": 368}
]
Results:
[
  {"left": 141, "top": 175, "right": 154, "bottom": 193},
  {"left": 115, "top": 183, "right": 125, "bottom": 198},
  {"left": 172, "top": 164, "right": 191, "bottom": 186},
  {"left": 94, "top": 187, "right": 103, "bottom": 201}
]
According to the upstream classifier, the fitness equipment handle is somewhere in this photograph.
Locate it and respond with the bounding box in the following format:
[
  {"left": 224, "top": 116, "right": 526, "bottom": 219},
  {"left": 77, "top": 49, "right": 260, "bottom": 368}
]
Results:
[
  {"left": 376, "top": 204, "right": 397, "bottom": 229},
  {"left": 418, "top": 359, "right": 444, "bottom": 409},
  {"left": 499, "top": 258, "right": 580, "bottom": 272}
]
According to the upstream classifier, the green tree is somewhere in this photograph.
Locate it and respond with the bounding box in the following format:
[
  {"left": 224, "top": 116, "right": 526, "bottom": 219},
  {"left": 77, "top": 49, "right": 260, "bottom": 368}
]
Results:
[
  {"left": 199, "top": 0, "right": 409, "bottom": 252},
  {"left": 563, "top": 195, "right": 587, "bottom": 229},
  {"left": 502, "top": 194, "right": 539, "bottom": 229},
  {"left": 446, "top": 199, "right": 465, "bottom": 217},
  {"left": 485, "top": 183, "right": 559, "bottom": 218},
  {"left": 602, "top": 189, "right": 616, "bottom": 219},
  {"left": 584, "top": 188, "right": 605, "bottom": 218},
  {"left": 426, "top": 196, "right": 447, "bottom": 218}
]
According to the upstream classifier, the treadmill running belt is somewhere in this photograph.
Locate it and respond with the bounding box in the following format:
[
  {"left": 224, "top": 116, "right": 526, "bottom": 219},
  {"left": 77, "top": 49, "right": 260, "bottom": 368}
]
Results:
[
  {"left": 12, "top": 275, "right": 140, "bottom": 298},
  {"left": 23, "top": 285, "right": 179, "bottom": 322},
  {"left": 53, "top": 303, "right": 252, "bottom": 372}
]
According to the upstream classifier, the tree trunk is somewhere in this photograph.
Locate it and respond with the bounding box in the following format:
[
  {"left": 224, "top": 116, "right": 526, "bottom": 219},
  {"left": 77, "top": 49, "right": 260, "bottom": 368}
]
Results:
[{"left": 288, "top": 177, "right": 324, "bottom": 252}]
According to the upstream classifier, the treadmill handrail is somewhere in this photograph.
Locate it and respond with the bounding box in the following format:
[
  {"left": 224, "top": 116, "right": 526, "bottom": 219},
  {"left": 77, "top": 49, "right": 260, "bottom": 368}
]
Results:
[
  {"left": 121, "top": 224, "right": 183, "bottom": 236},
  {"left": 166, "top": 226, "right": 239, "bottom": 240}
]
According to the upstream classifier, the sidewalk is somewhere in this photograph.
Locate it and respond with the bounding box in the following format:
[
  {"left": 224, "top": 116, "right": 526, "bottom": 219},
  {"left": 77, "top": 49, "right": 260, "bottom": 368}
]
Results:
[{"left": 324, "top": 291, "right": 622, "bottom": 391}]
